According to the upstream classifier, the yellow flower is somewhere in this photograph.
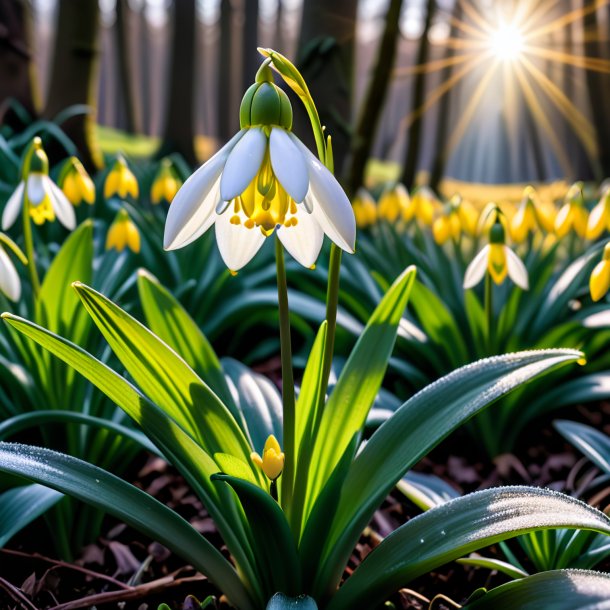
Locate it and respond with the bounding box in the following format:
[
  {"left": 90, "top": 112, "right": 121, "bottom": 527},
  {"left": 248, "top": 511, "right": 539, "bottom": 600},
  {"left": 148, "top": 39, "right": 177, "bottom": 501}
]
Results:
[
  {"left": 251, "top": 435, "right": 284, "bottom": 481},
  {"left": 106, "top": 209, "right": 140, "bottom": 253},
  {"left": 104, "top": 156, "right": 139, "bottom": 200},
  {"left": 151, "top": 158, "right": 182, "bottom": 205},
  {"left": 377, "top": 183, "right": 410, "bottom": 223},
  {"left": 60, "top": 157, "right": 95, "bottom": 206},
  {"left": 464, "top": 221, "right": 529, "bottom": 289},
  {"left": 590, "top": 243, "right": 610, "bottom": 302},
  {"left": 352, "top": 188, "right": 377, "bottom": 228},
  {"left": 432, "top": 194, "right": 478, "bottom": 244},
  {"left": 555, "top": 182, "right": 588, "bottom": 239},
  {"left": 510, "top": 186, "right": 554, "bottom": 242},
  {"left": 410, "top": 185, "right": 440, "bottom": 226},
  {"left": 586, "top": 187, "right": 610, "bottom": 240}
]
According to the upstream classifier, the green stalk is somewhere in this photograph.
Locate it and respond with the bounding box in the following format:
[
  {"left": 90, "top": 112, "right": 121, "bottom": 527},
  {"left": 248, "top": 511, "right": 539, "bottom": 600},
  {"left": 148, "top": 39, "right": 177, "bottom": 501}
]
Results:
[
  {"left": 22, "top": 196, "right": 40, "bottom": 298},
  {"left": 276, "top": 238, "right": 296, "bottom": 513},
  {"left": 484, "top": 271, "right": 494, "bottom": 353}
]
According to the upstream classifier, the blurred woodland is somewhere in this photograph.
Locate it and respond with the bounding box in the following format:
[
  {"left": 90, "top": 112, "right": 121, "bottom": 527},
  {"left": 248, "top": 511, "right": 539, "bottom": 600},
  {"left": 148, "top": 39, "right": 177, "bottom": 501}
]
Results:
[{"left": 1, "top": 0, "right": 610, "bottom": 189}]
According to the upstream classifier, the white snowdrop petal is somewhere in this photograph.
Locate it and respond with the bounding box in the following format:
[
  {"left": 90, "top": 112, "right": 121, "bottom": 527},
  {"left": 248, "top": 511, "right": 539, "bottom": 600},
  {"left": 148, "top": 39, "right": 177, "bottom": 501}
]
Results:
[
  {"left": 215, "top": 208, "right": 266, "bottom": 272},
  {"left": 463, "top": 245, "right": 490, "bottom": 289},
  {"left": 220, "top": 127, "right": 267, "bottom": 201},
  {"left": 289, "top": 134, "right": 356, "bottom": 252},
  {"left": 2, "top": 182, "right": 24, "bottom": 230},
  {"left": 277, "top": 204, "right": 324, "bottom": 268},
  {"left": 269, "top": 128, "right": 309, "bottom": 203},
  {"left": 26, "top": 174, "right": 46, "bottom": 205},
  {"left": 505, "top": 246, "right": 529, "bottom": 290},
  {"left": 0, "top": 246, "right": 21, "bottom": 302},
  {"left": 47, "top": 177, "right": 76, "bottom": 230},
  {"left": 164, "top": 130, "right": 245, "bottom": 250}
]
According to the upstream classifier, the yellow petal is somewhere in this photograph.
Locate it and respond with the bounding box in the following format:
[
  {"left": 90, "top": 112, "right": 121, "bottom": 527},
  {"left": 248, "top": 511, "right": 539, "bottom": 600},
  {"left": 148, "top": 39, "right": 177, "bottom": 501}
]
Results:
[
  {"left": 590, "top": 260, "right": 610, "bottom": 302},
  {"left": 488, "top": 243, "right": 507, "bottom": 285}
]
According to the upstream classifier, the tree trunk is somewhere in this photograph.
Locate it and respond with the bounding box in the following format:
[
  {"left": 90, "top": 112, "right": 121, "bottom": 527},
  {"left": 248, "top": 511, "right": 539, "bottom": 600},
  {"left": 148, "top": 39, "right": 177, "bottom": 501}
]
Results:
[
  {"left": 157, "top": 0, "right": 198, "bottom": 165},
  {"left": 584, "top": 1, "right": 607, "bottom": 178},
  {"left": 115, "top": 0, "right": 143, "bottom": 133},
  {"left": 0, "top": 0, "right": 40, "bottom": 127},
  {"left": 401, "top": 0, "right": 436, "bottom": 189},
  {"left": 218, "top": 0, "right": 238, "bottom": 142},
  {"left": 343, "top": 0, "right": 403, "bottom": 197},
  {"left": 429, "top": 2, "right": 460, "bottom": 192},
  {"left": 43, "top": 0, "right": 103, "bottom": 171},
  {"left": 241, "top": 0, "right": 259, "bottom": 92},
  {"left": 297, "top": 0, "right": 357, "bottom": 175}
]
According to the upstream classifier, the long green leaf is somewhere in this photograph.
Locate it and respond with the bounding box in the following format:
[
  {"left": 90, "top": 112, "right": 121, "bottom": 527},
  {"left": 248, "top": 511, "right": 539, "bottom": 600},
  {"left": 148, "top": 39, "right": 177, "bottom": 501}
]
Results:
[
  {"left": 315, "top": 349, "right": 582, "bottom": 596},
  {"left": 73, "top": 282, "right": 254, "bottom": 469},
  {"left": 0, "top": 484, "right": 63, "bottom": 547},
  {"left": 1, "top": 313, "right": 261, "bottom": 600},
  {"left": 554, "top": 420, "right": 610, "bottom": 474},
  {"left": 306, "top": 266, "right": 416, "bottom": 514},
  {"left": 463, "top": 569, "right": 610, "bottom": 609},
  {"left": 326, "top": 487, "right": 610, "bottom": 609},
  {"left": 137, "top": 269, "right": 236, "bottom": 411},
  {"left": 213, "top": 474, "right": 301, "bottom": 597},
  {"left": 0, "top": 442, "right": 254, "bottom": 610},
  {"left": 266, "top": 593, "right": 318, "bottom": 610}
]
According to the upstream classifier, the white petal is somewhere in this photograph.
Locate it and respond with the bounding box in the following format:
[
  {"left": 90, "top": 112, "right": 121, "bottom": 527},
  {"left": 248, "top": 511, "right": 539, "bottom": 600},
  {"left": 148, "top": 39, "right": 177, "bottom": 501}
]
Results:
[
  {"left": 2, "top": 182, "right": 24, "bottom": 230},
  {"left": 269, "top": 128, "right": 309, "bottom": 203},
  {"left": 47, "top": 177, "right": 76, "bottom": 230},
  {"left": 26, "top": 173, "right": 46, "bottom": 204},
  {"left": 289, "top": 134, "right": 356, "bottom": 252},
  {"left": 463, "top": 245, "right": 490, "bottom": 289},
  {"left": 164, "top": 130, "right": 245, "bottom": 250},
  {"left": 215, "top": 208, "right": 266, "bottom": 272},
  {"left": 220, "top": 127, "right": 267, "bottom": 201},
  {"left": 0, "top": 246, "right": 21, "bottom": 301},
  {"left": 505, "top": 246, "right": 529, "bottom": 290},
  {"left": 277, "top": 204, "right": 324, "bottom": 268}
]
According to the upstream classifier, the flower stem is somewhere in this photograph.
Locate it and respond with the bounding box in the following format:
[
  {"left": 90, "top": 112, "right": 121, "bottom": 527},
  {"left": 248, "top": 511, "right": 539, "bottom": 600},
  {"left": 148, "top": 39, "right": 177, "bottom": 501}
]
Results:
[
  {"left": 276, "top": 237, "right": 295, "bottom": 511},
  {"left": 22, "top": 197, "right": 40, "bottom": 298},
  {"left": 484, "top": 271, "right": 494, "bottom": 353}
]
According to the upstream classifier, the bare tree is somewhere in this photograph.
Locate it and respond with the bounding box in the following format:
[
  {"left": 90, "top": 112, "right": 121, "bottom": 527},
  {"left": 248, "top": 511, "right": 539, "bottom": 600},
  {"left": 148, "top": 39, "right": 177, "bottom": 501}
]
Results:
[
  {"left": 157, "top": 0, "right": 198, "bottom": 165},
  {"left": 344, "top": 0, "right": 403, "bottom": 197},
  {"left": 242, "top": 0, "right": 259, "bottom": 92},
  {"left": 401, "top": 0, "right": 436, "bottom": 189},
  {"left": 43, "top": 0, "right": 103, "bottom": 170},
  {"left": 0, "top": 0, "right": 40, "bottom": 126}
]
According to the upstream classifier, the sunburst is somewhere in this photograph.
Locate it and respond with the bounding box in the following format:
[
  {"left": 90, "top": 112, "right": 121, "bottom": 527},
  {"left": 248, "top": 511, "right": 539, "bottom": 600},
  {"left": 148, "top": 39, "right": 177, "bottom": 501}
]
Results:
[{"left": 395, "top": 0, "right": 610, "bottom": 179}]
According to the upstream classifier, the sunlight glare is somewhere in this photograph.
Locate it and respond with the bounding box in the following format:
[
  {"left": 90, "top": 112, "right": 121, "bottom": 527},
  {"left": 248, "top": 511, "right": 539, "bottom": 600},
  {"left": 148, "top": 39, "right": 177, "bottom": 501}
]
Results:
[{"left": 489, "top": 22, "right": 525, "bottom": 62}]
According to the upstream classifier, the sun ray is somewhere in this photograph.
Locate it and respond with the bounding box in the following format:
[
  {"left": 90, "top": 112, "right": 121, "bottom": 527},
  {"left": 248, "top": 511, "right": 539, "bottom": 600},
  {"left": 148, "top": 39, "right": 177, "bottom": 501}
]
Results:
[
  {"left": 512, "top": 61, "right": 573, "bottom": 176},
  {"left": 443, "top": 60, "right": 500, "bottom": 161},
  {"left": 519, "top": 55, "right": 599, "bottom": 161},
  {"left": 458, "top": 0, "right": 496, "bottom": 37},
  {"left": 400, "top": 54, "right": 486, "bottom": 131},
  {"left": 524, "top": 0, "right": 610, "bottom": 42},
  {"left": 524, "top": 45, "right": 610, "bottom": 73},
  {"left": 393, "top": 52, "right": 481, "bottom": 77},
  {"left": 519, "top": 0, "right": 560, "bottom": 35}
]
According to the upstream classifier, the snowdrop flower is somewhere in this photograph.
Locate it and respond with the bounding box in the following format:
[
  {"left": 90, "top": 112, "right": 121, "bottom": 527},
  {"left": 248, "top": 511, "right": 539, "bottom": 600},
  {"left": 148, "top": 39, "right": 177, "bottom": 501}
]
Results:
[
  {"left": 151, "top": 158, "right": 182, "bottom": 205},
  {"left": 2, "top": 137, "right": 75, "bottom": 231},
  {"left": 377, "top": 183, "right": 410, "bottom": 223},
  {"left": 104, "top": 156, "right": 139, "bottom": 200},
  {"left": 251, "top": 434, "right": 284, "bottom": 481},
  {"left": 352, "top": 188, "right": 377, "bottom": 229},
  {"left": 432, "top": 194, "right": 478, "bottom": 245},
  {"left": 510, "top": 186, "right": 555, "bottom": 242},
  {"left": 0, "top": 234, "right": 25, "bottom": 302},
  {"left": 410, "top": 185, "right": 440, "bottom": 226},
  {"left": 464, "top": 220, "right": 529, "bottom": 290},
  {"left": 555, "top": 181, "right": 588, "bottom": 239},
  {"left": 163, "top": 63, "right": 356, "bottom": 272},
  {"left": 586, "top": 185, "right": 610, "bottom": 240}
]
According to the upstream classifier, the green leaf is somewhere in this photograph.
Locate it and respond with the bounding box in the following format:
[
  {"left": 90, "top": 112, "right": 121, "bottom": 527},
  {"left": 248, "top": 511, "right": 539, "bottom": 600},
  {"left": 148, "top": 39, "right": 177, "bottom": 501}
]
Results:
[
  {"left": 72, "top": 282, "right": 255, "bottom": 469},
  {"left": 306, "top": 266, "right": 416, "bottom": 514},
  {"left": 396, "top": 471, "right": 460, "bottom": 512},
  {"left": 137, "top": 269, "right": 236, "bottom": 411},
  {"left": 315, "top": 349, "right": 582, "bottom": 597},
  {"left": 326, "top": 487, "right": 610, "bottom": 609},
  {"left": 554, "top": 420, "right": 610, "bottom": 474},
  {"left": 36, "top": 221, "right": 93, "bottom": 338},
  {"left": 0, "top": 442, "right": 254, "bottom": 610},
  {"left": 266, "top": 593, "right": 318, "bottom": 610},
  {"left": 462, "top": 569, "right": 610, "bottom": 609},
  {"left": 0, "top": 484, "right": 63, "bottom": 547},
  {"left": 214, "top": 454, "right": 259, "bottom": 486},
  {"left": 213, "top": 474, "right": 301, "bottom": 597},
  {"left": 1, "top": 313, "right": 260, "bottom": 598},
  {"left": 456, "top": 554, "right": 529, "bottom": 579}
]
